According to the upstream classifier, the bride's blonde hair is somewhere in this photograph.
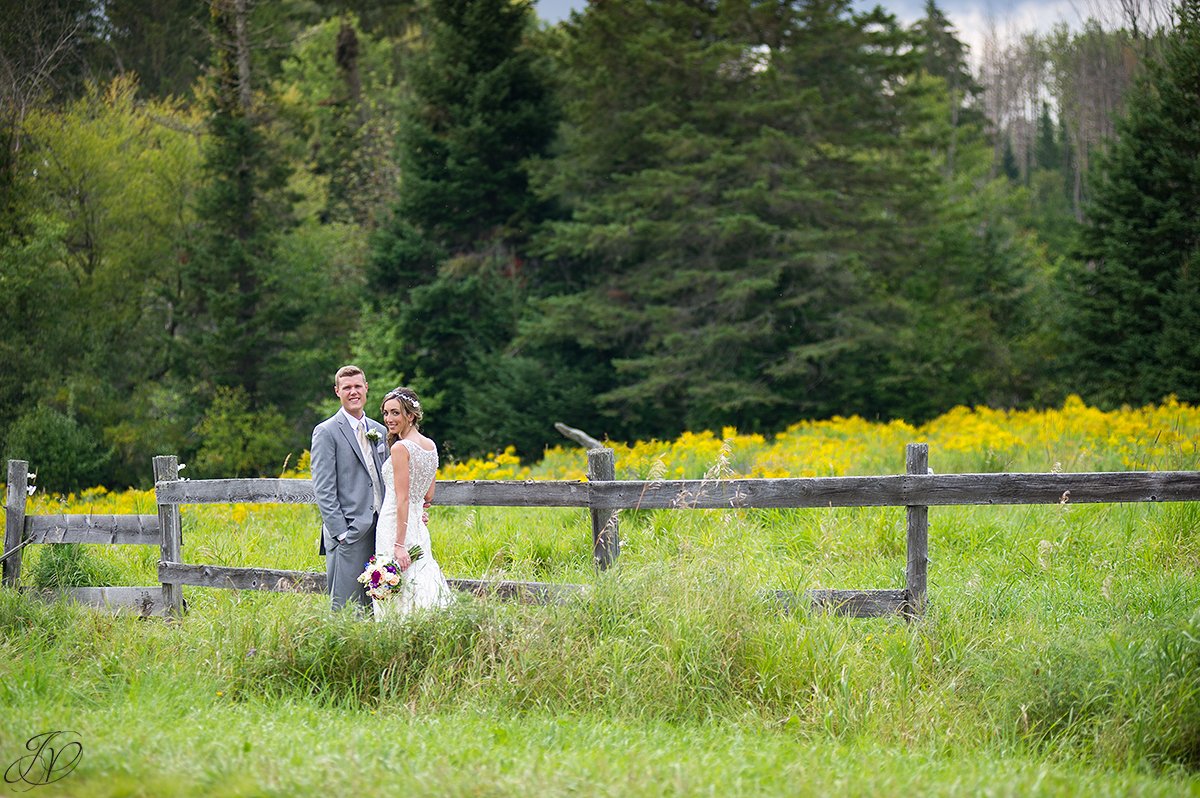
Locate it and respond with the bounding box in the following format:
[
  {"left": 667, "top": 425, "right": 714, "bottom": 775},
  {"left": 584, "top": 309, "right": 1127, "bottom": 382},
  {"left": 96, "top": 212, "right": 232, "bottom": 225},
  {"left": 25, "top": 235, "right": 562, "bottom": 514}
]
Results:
[{"left": 380, "top": 387, "right": 423, "bottom": 446}]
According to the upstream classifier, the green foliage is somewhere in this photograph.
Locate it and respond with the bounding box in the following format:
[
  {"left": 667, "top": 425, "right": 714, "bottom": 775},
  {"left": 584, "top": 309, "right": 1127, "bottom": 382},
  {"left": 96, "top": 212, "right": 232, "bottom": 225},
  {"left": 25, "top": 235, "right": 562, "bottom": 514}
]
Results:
[
  {"left": 0, "top": 213, "right": 68, "bottom": 437},
  {"left": 101, "top": 0, "right": 210, "bottom": 98},
  {"left": 3, "top": 406, "right": 109, "bottom": 493},
  {"left": 275, "top": 14, "right": 406, "bottom": 227},
  {"left": 101, "top": 380, "right": 195, "bottom": 488},
  {"left": 525, "top": 0, "right": 1055, "bottom": 434},
  {"left": 392, "top": 0, "right": 557, "bottom": 251},
  {"left": 181, "top": 1, "right": 367, "bottom": 467},
  {"left": 459, "top": 347, "right": 607, "bottom": 461},
  {"left": 0, "top": 0, "right": 1184, "bottom": 485},
  {"left": 4, "top": 79, "right": 204, "bottom": 485},
  {"left": 912, "top": 1, "right": 981, "bottom": 105},
  {"left": 360, "top": 0, "right": 559, "bottom": 459},
  {"left": 1065, "top": 3, "right": 1200, "bottom": 406},
  {"left": 366, "top": 217, "right": 445, "bottom": 293},
  {"left": 192, "top": 387, "right": 290, "bottom": 478},
  {"left": 183, "top": 92, "right": 293, "bottom": 402}
]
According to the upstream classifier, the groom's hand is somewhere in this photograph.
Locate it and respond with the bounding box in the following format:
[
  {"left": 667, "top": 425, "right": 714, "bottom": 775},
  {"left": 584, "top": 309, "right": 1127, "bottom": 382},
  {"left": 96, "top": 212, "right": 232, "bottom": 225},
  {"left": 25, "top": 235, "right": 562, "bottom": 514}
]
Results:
[{"left": 422, "top": 500, "right": 431, "bottom": 525}]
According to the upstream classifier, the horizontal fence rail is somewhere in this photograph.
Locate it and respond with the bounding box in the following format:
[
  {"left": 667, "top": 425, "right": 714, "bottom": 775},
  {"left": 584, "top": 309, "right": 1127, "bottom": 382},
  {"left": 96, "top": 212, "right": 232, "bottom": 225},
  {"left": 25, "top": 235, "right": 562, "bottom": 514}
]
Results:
[
  {"left": 156, "top": 561, "right": 587, "bottom": 605},
  {"left": 32, "top": 586, "right": 166, "bottom": 617},
  {"left": 154, "top": 561, "right": 904, "bottom": 617},
  {"left": 589, "top": 471, "right": 1200, "bottom": 509},
  {"left": 155, "top": 470, "right": 1200, "bottom": 509},
  {"left": 24, "top": 514, "right": 161, "bottom": 546}
]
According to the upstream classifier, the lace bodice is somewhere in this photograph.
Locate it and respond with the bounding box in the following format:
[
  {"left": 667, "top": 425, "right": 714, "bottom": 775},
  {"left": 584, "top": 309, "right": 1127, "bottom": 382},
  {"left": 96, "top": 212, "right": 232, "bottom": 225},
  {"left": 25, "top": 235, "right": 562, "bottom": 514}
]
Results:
[{"left": 380, "top": 438, "right": 438, "bottom": 510}]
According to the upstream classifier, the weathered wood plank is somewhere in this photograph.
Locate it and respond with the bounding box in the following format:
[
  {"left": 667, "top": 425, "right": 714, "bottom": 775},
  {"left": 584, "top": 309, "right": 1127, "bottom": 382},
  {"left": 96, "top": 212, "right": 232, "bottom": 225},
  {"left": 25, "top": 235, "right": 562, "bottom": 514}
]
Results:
[
  {"left": 586, "top": 471, "right": 1200, "bottom": 510},
  {"left": 4, "top": 460, "right": 29, "bottom": 586},
  {"left": 768, "top": 589, "right": 908, "bottom": 618},
  {"left": 159, "top": 561, "right": 325, "bottom": 592},
  {"left": 435, "top": 480, "right": 594, "bottom": 507},
  {"left": 31, "top": 586, "right": 168, "bottom": 617},
  {"left": 25, "top": 514, "right": 161, "bottom": 545},
  {"left": 154, "top": 456, "right": 184, "bottom": 618},
  {"left": 905, "top": 444, "right": 929, "bottom": 617},
  {"left": 446, "top": 578, "right": 586, "bottom": 604},
  {"left": 555, "top": 422, "right": 605, "bottom": 450},
  {"left": 155, "top": 478, "right": 316, "bottom": 504},
  {"left": 588, "top": 449, "right": 619, "bottom": 570},
  {"left": 904, "top": 471, "right": 1200, "bottom": 506},
  {"left": 155, "top": 470, "right": 1200, "bottom": 510},
  {"left": 155, "top": 477, "right": 596, "bottom": 508},
  {"left": 156, "top": 562, "right": 587, "bottom": 605},
  {"left": 588, "top": 476, "right": 904, "bottom": 509}
]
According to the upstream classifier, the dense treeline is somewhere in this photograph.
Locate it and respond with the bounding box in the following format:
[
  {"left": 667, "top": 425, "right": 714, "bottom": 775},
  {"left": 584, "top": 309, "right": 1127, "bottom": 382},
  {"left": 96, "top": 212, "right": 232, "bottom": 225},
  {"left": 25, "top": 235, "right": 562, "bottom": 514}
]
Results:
[{"left": 1, "top": 0, "right": 1197, "bottom": 490}]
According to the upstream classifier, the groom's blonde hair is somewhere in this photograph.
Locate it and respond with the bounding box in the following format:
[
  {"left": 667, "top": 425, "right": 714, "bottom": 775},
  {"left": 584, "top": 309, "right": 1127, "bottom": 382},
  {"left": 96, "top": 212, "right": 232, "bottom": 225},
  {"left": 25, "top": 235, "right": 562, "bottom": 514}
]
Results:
[{"left": 334, "top": 365, "right": 365, "bottom": 386}]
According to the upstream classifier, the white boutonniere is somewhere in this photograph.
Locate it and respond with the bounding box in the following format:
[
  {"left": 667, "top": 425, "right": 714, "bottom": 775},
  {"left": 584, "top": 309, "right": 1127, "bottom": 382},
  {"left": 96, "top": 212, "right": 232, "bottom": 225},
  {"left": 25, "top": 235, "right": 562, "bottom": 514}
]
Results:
[{"left": 365, "top": 429, "right": 382, "bottom": 444}]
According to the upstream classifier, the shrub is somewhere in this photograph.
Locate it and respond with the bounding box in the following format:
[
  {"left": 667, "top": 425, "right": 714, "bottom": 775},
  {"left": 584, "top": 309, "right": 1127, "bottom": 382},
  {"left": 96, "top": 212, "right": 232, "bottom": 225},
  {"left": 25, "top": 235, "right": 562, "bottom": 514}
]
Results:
[
  {"left": 2, "top": 405, "right": 110, "bottom": 493},
  {"left": 192, "top": 386, "right": 290, "bottom": 477}
]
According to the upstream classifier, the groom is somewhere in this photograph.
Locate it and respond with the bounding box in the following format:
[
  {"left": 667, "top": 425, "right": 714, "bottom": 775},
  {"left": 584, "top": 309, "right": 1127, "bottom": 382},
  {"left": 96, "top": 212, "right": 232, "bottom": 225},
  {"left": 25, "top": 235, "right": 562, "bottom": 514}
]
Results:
[{"left": 311, "top": 365, "right": 388, "bottom": 612}]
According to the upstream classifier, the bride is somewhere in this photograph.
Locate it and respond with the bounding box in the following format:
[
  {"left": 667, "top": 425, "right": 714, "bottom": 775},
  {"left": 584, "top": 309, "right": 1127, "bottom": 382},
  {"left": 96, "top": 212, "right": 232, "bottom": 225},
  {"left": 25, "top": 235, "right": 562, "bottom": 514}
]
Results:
[{"left": 373, "top": 386, "right": 453, "bottom": 620}]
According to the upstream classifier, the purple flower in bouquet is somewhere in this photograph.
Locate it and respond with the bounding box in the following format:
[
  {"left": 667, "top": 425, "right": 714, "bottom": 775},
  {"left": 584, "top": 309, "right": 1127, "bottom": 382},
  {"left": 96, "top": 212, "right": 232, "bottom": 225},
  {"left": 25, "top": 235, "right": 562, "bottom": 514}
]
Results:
[{"left": 357, "top": 547, "right": 424, "bottom": 601}]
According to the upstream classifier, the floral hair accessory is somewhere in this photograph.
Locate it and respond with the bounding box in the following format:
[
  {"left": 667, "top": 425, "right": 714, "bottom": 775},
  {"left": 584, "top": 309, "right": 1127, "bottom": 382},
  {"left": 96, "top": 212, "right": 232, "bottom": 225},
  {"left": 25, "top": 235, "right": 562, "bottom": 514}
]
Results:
[{"left": 386, "top": 389, "right": 420, "bottom": 410}]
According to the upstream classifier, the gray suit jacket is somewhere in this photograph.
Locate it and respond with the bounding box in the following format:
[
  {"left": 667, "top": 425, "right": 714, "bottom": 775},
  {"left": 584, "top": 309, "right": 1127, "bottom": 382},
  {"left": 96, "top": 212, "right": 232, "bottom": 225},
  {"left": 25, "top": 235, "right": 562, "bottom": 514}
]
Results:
[{"left": 311, "top": 410, "right": 387, "bottom": 610}]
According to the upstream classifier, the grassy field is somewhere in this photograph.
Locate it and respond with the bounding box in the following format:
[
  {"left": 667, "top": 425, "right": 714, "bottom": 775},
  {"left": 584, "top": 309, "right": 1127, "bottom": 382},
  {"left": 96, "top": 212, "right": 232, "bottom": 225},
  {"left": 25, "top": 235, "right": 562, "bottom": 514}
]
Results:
[{"left": 1, "top": 397, "right": 1198, "bottom": 796}]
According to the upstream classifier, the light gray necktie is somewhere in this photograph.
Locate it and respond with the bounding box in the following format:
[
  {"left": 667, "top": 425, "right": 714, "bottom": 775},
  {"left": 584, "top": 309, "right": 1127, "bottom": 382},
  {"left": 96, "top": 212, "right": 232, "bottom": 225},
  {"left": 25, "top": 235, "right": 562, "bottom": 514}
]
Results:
[{"left": 357, "top": 422, "right": 383, "bottom": 512}]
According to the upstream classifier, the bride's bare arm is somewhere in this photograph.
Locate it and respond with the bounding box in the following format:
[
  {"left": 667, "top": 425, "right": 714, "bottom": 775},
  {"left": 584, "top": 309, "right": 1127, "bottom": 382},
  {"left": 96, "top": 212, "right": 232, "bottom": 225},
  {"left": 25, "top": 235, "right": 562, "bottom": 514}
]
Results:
[{"left": 390, "top": 442, "right": 412, "bottom": 568}]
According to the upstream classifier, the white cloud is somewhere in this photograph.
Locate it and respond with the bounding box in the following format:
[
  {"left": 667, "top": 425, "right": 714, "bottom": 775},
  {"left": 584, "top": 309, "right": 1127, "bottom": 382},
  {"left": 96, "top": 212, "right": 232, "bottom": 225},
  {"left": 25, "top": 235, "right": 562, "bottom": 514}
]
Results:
[{"left": 953, "top": 1, "right": 1082, "bottom": 65}]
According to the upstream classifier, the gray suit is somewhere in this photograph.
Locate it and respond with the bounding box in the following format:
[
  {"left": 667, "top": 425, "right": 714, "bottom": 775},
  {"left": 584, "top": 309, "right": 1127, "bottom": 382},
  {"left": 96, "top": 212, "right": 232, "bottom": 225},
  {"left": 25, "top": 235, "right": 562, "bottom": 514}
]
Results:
[{"left": 311, "top": 410, "right": 388, "bottom": 612}]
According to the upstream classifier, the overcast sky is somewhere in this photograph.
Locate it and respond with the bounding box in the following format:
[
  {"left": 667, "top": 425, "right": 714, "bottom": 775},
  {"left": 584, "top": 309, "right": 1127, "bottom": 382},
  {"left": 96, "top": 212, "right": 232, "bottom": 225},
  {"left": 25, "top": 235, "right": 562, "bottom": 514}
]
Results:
[{"left": 534, "top": 0, "right": 1105, "bottom": 63}]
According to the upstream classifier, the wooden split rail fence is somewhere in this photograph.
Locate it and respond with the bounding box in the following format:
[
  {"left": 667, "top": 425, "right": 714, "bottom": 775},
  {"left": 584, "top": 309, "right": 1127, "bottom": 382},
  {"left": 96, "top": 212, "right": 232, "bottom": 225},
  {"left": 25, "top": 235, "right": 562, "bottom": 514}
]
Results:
[{"left": 4, "top": 445, "right": 1199, "bottom": 619}]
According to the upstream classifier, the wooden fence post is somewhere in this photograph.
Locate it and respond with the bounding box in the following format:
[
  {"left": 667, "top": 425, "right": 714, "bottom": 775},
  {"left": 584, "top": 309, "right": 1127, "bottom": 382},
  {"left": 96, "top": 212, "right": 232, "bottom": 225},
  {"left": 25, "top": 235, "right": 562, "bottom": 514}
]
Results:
[
  {"left": 905, "top": 443, "right": 929, "bottom": 617},
  {"left": 154, "top": 456, "right": 184, "bottom": 618},
  {"left": 3, "top": 460, "right": 29, "bottom": 587},
  {"left": 587, "top": 448, "right": 620, "bottom": 570}
]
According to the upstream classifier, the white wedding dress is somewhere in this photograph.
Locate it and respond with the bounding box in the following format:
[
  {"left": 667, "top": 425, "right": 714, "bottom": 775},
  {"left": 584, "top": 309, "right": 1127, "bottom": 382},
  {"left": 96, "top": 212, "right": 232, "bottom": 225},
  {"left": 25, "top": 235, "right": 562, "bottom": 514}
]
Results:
[{"left": 373, "top": 439, "right": 453, "bottom": 620}]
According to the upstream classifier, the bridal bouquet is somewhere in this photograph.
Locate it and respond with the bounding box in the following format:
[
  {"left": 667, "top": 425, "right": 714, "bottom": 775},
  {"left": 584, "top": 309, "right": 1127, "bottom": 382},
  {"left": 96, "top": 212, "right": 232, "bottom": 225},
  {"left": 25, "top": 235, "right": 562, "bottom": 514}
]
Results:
[{"left": 358, "top": 546, "right": 424, "bottom": 601}]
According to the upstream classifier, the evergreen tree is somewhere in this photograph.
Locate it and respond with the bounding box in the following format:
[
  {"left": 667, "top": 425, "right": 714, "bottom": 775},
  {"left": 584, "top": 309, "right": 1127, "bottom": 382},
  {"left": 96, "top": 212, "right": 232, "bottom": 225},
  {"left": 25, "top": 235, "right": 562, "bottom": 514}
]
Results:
[
  {"left": 1034, "top": 102, "right": 1062, "bottom": 172},
  {"left": 183, "top": 0, "right": 293, "bottom": 402},
  {"left": 1000, "top": 137, "right": 1021, "bottom": 181},
  {"left": 390, "top": 0, "right": 556, "bottom": 259},
  {"left": 1065, "top": 0, "right": 1200, "bottom": 405},
  {"left": 525, "top": 0, "right": 933, "bottom": 435},
  {"left": 911, "top": 0, "right": 984, "bottom": 176},
  {"left": 101, "top": 0, "right": 209, "bottom": 98},
  {"left": 358, "top": 0, "right": 559, "bottom": 457}
]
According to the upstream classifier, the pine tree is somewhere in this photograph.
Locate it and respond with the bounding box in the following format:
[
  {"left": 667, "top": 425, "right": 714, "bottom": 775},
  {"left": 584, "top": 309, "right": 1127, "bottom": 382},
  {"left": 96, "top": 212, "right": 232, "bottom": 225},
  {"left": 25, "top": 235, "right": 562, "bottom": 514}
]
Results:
[
  {"left": 391, "top": 0, "right": 556, "bottom": 256},
  {"left": 524, "top": 0, "right": 932, "bottom": 434},
  {"left": 101, "top": 0, "right": 209, "bottom": 98},
  {"left": 358, "top": 0, "right": 559, "bottom": 457},
  {"left": 911, "top": 0, "right": 984, "bottom": 176},
  {"left": 1065, "top": 1, "right": 1200, "bottom": 405},
  {"left": 183, "top": 0, "right": 293, "bottom": 402},
  {"left": 1034, "top": 103, "right": 1062, "bottom": 172}
]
